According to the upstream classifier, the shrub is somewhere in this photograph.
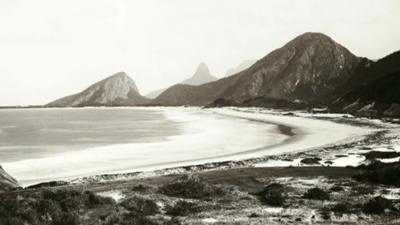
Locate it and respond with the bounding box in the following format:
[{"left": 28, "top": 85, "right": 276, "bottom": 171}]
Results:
[
  {"left": 248, "top": 213, "right": 260, "bottom": 218},
  {"left": 331, "top": 203, "right": 359, "bottom": 215},
  {"left": 0, "top": 217, "right": 25, "bottom": 225},
  {"left": 104, "top": 213, "right": 121, "bottom": 225},
  {"left": 354, "top": 163, "right": 400, "bottom": 187},
  {"left": 300, "top": 157, "right": 322, "bottom": 165},
  {"left": 363, "top": 151, "right": 400, "bottom": 160},
  {"left": 119, "top": 195, "right": 159, "bottom": 216},
  {"left": 350, "top": 185, "right": 376, "bottom": 195},
  {"left": 329, "top": 186, "right": 344, "bottom": 192},
  {"left": 0, "top": 188, "right": 117, "bottom": 225},
  {"left": 41, "top": 189, "right": 81, "bottom": 203},
  {"left": 302, "top": 188, "right": 330, "bottom": 200},
  {"left": 120, "top": 212, "right": 161, "bottom": 225},
  {"left": 163, "top": 217, "right": 182, "bottom": 225},
  {"left": 159, "top": 174, "right": 226, "bottom": 199},
  {"left": 132, "top": 184, "right": 149, "bottom": 192},
  {"left": 257, "top": 183, "right": 286, "bottom": 206},
  {"left": 36, "top": 198, "right": 61, "bottom": 215},
  {"left": 319, "top": 208, "right": 331, "bottom": 220},
  {"left": 166, "top": 200, "right": 201, "bottom": 216},
  {"left": 84, "top": 191, "right": 114, "bottom": 207},
  {"left": 51, "top": 211, "right": 80, "bottom": 225},
  {"left": 363, "top": 196, "right": 392, "bottom": 215}
]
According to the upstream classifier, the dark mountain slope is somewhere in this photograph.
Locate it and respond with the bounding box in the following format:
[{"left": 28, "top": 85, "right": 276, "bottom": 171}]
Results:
[
  {"left": 330, "top": 51, "right": 400, "bottom": 117},
  {"left": 333, "top": 51, "right": 400, "bottom": 98}
]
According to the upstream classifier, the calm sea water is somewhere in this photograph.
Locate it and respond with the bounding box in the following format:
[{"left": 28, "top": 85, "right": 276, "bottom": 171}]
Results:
[
  {"left": 0, "top": 108, "right": 181, "bottom": 163},
  {"left": 0, "top": 107, "right": 289, "bottom": 186}
]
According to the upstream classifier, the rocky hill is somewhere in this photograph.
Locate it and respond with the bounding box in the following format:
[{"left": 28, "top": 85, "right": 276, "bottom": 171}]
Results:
[
  {"left": 330, "top": 51, "right": 400, "bottom": 117},
  {"left": 47, "top": 72, "right": 149, "bottom": 107},
  {"left": 153, "top": 32, "right": 361, "bottom": 106}
]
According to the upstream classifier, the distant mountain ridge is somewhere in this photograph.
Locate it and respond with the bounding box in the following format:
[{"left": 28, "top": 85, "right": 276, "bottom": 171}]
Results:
[
  {"left": 47, "top": 72, "right": 148, "bottom": 107},
  {"left": 44, "top": 32, "right": 400, "bottom": 118},
  {"left": 225, "top": 59, "right": 257, "bottom": 77},
  {"left": 152, "top": 32, "right": 361, "bottom": 106},
  {"left": 146, "top": 62, "right": 217, "bottom": 99}
]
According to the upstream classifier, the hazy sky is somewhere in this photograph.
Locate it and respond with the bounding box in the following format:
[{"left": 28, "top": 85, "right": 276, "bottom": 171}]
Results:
[{"left": 0, "top": 0, "right": 399, "bottom": 106}]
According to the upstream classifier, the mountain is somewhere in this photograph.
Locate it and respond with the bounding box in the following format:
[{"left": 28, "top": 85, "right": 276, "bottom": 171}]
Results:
[
  {"left": 152, "top": 32, "right": 361, "bottom": 106},
  {"left": 47, "top": 72, "right": 149, "bottom": 107},
  {"left": 180, "top": 62, "right": 217, "bottom": 85},
  {"left": 145, "top": 62, "right": 217, "bottom": 99},
  {"left": 0, "top": 165, "right": 19, "bottom": 192},
  {"left": 330, "top": 51, "right": 400, "bottom": 117},
  {"left": 225, "top": 59, "right": 257, "bottom": 77}
]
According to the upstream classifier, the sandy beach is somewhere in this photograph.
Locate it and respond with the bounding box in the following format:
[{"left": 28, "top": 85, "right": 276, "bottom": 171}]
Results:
[{"left": 2, "top": 107, "right": 372, "bottom": 186}]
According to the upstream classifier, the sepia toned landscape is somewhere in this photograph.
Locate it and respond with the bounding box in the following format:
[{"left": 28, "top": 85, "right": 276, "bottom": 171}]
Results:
[{"left": 0, "top": 1, "right": 400, "bottom": 225}]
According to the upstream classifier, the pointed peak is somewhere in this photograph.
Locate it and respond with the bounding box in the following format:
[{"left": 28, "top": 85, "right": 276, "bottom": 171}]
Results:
[
  {"left": 109, "top": 71, "right": 129, "bottom": 79},
  {"left": 198, "top": 62, "right": 208, "bottom": 68},
  {"left": 179, "top": 62, "right": 216, "bottom": 86},
  {"left": 193, "top": 62, "right": 210, "bottom": 77}
]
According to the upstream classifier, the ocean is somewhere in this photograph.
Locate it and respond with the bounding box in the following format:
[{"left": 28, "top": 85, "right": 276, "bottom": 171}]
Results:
[
  {"left": 0, "top": 107, "right": 181, "bottom": 162},
  {"left": 0, "top": 107, "right": 285, "bottom": 186}
]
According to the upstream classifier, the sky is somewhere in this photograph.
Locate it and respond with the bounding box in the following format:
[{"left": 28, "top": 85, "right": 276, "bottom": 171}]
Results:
[{"left": 0, "top": 0, "right": 399, "bottom": 106}]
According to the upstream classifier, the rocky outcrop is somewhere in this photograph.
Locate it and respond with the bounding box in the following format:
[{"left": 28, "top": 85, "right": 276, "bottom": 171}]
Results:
[
  {"left": 153, "top": 32, "right": 361, "bottom": 106},
  {"left": 0, "top": 165, "right": 19, "bottom": 192},
  {"left": 47, "top": 72, "right": 149, "bottom": 107}
]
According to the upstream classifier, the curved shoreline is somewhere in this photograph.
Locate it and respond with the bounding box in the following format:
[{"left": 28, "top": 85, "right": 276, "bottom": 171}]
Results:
[
  {"left": 111, "top": 107, "right": 371, "bottom": 176},
  {"left": 4, "top": 107, "right": 282, "bottom": 186},
  {"left": 5, "top": 107, "right": 372, "bottom": 187}
]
